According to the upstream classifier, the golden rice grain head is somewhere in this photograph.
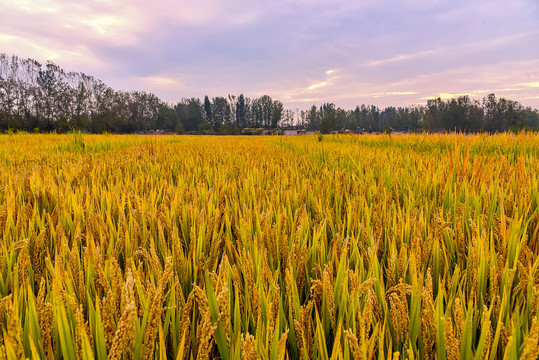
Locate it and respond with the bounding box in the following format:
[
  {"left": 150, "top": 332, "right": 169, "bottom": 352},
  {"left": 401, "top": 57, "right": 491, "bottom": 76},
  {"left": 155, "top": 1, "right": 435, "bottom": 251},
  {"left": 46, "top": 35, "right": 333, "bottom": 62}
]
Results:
[
  {"left": 443, "top": 317, "right": 460, "bottom": 360},
  {"left": 240, "top": 333, "right": 258, "bottom": 360},
  {"left": 521, "top": 318, "right": 539, "bottom": 360},
  {"left": 277, "top": 330, "right": 289, "bottom": 359},
  {"left": 344, "top": 329, "right": 362, "bottom": 360}
]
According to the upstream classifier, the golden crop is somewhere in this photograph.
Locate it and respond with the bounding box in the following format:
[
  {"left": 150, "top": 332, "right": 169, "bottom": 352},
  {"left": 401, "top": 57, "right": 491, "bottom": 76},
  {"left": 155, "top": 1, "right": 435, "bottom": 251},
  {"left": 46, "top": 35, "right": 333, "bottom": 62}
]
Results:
[{"left": 0, "top": 132, "right": 539, "bottom": 359}]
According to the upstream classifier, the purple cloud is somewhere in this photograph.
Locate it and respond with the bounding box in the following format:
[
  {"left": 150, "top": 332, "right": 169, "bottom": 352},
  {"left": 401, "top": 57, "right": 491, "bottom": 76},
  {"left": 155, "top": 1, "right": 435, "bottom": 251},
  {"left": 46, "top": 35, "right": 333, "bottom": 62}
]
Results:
[{"left": 1, "top": 0, "right": 538, "bottom": 109}]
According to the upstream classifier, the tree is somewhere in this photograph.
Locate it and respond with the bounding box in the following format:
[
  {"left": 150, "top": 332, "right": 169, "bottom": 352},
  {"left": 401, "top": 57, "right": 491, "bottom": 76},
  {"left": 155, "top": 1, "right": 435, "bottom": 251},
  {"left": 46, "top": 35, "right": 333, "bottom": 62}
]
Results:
[
  {"left": 320, "top": 114, "right": 334, "bottom": 134},
  {"left": 280, "top": 109, "right": 296, "bottom": 128},
  {"left": 524, "top": 107, "right": 539, "bottom": 129},
  {"left": 211, "top": 96, "right": 232, "bottom": 129},
  {"left": 306, "top": 105, "right": 320, "bottom": 130},
  {"left": 271, "top": 99, "right": 283, "bottom": 128},
  {"left": 483, "top": 94, "right": 503, "bottom": 132},
  {"left": 157, "top": 102, "right": 177, "bottom": 130},
  {"left": 236, "top": 94, "right": 248, "bottom": 128},
  {"left": 422, "top": 98, "right": 445, "bottom": 131},
  {"left": 203, "top": 95, "right": 212, "bottom": 124}
]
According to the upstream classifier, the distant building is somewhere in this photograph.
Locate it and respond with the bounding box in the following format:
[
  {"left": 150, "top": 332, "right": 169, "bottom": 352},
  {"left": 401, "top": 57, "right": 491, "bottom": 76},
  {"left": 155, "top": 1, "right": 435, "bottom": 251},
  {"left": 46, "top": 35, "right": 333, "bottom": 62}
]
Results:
[{"left": 284, "top": 129, "right": 298, "bottom": 136}]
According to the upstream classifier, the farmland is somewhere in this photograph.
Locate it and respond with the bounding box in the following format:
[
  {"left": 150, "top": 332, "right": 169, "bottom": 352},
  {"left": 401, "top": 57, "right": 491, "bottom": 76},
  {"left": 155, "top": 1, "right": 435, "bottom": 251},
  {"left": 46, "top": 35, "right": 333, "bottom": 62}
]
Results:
[{"left": 1, "top": 133, "right": 539, "bottom": 359}]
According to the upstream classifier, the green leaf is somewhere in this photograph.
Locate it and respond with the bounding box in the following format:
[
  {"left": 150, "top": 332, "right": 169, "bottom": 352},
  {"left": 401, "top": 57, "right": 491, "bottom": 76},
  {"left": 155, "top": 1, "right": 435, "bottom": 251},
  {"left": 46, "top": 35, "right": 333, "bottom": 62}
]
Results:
[
  {"left": 56, "top": 304, "right": 77, "bottom": 360},
  {"left": 93, "top": 301, "right": 108, "bottom": 360},
  {"left": 205, "top": 271, "right": 230, "bottom": 360}
]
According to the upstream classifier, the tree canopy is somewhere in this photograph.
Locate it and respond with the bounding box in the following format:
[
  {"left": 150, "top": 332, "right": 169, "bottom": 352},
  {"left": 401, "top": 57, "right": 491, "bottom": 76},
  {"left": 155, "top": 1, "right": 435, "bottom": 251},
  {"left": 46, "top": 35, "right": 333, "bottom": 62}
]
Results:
[{"left": 1, "top": 53, "right": 538, "bottom": 134}]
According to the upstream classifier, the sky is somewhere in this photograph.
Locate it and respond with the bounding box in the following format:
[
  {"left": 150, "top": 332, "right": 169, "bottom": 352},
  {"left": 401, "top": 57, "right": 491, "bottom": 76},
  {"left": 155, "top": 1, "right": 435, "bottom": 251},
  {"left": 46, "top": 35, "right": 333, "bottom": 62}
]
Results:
[{"left": 1, "top": 0, "right": 538, "bottom": 110}]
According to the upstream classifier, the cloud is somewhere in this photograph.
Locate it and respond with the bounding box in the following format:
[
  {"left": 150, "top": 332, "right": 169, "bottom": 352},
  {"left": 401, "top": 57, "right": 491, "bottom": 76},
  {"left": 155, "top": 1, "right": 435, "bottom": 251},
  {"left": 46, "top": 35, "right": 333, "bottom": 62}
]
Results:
[
  {"left": 308, "top": 82, "right": 328, "bottom": 91},
  {"left": 133, "top": 76, "right": 182, "bottom": 89},
  {"left": 421, "top": 93, "right": 476, "bottom": 100},
  {"left": 0, "top": 32, "right": 103, "bottom": 69},
  {"left": 0, "top": 0, "right": 537, "bottom": 109},
  {"left": 373, "top": 92, "right": 417, "bottom": 97},
  {"left": 367, "top": 50, "right": 439, "bottom": 66},
  {"left": 519, "top": 82, "right": 539, "bottom": 88}
]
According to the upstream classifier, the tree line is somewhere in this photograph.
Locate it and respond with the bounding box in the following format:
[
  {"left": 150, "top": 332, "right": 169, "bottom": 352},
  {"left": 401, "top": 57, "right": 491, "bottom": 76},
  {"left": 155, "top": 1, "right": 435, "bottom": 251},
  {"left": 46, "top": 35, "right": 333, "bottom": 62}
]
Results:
[
  {"left": 299, "top": 95, "right": 539, "bottom": 133},
  {"left": 1, "top": 53, "right": 538, "bottom": 134}
]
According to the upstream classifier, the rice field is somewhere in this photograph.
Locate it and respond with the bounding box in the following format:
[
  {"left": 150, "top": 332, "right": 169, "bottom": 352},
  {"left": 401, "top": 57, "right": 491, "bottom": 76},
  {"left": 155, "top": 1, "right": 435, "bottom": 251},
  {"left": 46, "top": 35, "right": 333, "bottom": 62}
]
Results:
[{"left": 1, "top": 132, "right": 539, "bottom": 359}]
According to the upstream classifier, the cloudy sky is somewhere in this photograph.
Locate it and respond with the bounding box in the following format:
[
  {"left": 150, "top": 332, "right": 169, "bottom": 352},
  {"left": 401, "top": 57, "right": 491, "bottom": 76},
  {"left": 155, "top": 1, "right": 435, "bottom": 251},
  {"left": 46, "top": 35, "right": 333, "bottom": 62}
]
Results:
[{"left": 1, "top": 0, "right": 538, "bottom": 109}]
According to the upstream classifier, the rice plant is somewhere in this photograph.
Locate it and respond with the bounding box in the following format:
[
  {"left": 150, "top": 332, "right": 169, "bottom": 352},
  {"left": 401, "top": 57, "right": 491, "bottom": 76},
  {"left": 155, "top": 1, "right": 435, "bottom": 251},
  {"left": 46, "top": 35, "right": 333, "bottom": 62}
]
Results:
[{"left": 0, "top": 132, "right": 538, "bottom": 359}]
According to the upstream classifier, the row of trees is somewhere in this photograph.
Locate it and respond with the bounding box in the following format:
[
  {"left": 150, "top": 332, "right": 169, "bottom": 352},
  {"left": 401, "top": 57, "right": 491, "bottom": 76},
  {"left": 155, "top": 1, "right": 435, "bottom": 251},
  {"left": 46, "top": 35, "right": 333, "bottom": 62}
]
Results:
[
  {"left": 297, "top": 103, "right": 424, "bottom": 133},
  {"left": 1, "top": 53, "right": 538, "bottom": 134},
  {"left": 299, "top": 96, "right": 539, "bottom": 133},
  {"left": 0, "top": 54, "right": 163, "bottom": 133},
  {"left": 0, "top": 54, "right": 285, "bottom": 134},
  {"left": 167, "top": 94, "right": 284, "bottom": 134},
  {"left": 421, "top": 94, "right": 539, "bottom": 133}
]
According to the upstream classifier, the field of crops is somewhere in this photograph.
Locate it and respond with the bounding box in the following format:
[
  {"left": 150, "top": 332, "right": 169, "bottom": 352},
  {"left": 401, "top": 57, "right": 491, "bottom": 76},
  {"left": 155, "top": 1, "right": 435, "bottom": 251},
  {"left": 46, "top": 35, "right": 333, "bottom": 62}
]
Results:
[{"left": 1, "top": 132, "right": 539, "bottom": 359}]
